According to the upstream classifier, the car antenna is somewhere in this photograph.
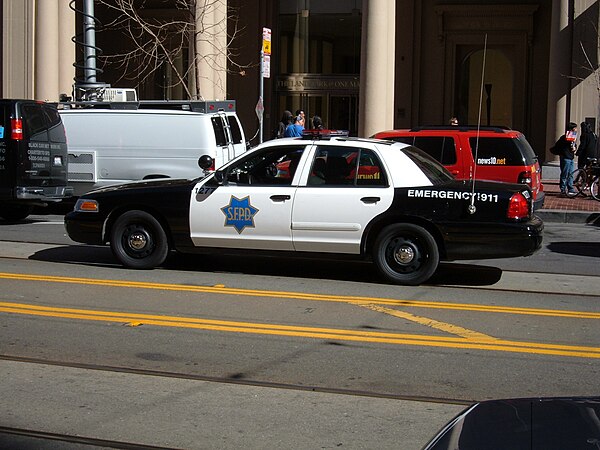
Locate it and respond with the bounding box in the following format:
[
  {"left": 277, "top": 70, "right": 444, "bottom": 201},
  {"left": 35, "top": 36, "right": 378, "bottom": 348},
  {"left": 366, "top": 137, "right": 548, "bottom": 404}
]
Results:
[{"left": 468, "top": 34, "right": 488, "bottom": 215}]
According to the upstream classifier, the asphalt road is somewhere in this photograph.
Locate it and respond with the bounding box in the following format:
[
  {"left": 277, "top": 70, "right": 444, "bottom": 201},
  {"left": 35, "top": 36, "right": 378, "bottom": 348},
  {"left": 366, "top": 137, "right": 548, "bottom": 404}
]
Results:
[{"left": 0, "top": 215, "right": 599, "bottom": 449}]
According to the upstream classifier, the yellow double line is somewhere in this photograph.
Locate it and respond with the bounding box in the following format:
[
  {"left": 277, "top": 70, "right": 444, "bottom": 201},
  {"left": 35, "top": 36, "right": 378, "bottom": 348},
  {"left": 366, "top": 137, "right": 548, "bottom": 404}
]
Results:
[
  {"left": 0, "top": 300, "right": 599, "bottom": 359},
  {"left": 1, "top": 272, "right": 599, "bottom": 320},
  {"left": 1, "top": 272, "right": 600, "bottom": 359}
]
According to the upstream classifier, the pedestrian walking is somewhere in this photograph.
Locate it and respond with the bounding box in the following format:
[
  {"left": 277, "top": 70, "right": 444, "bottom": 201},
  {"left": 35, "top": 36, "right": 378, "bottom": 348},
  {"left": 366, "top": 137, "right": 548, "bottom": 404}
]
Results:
[
  {"left": 284, "top": 115, "right": 304, "bottom": 137},
  {"left": 274, "top": 110, "right": 293, "bottom": 139},
  {"left": 295, "top": 109, "right": 306, "bottom": 128},
  {"left": 311, "top": 115, "right": 324, "bottom": 130},
  {"left": 577, "top": 122, "right": 597, "bottom": 168},
  {"left": 553, "top": 122, "right": 578, "bottom": 195}
]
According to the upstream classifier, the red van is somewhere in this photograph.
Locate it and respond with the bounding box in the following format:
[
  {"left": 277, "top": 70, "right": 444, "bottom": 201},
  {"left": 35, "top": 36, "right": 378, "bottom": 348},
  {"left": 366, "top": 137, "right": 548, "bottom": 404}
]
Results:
[{"left": 373, "top": 126, "right": 545, "bottom": 210}]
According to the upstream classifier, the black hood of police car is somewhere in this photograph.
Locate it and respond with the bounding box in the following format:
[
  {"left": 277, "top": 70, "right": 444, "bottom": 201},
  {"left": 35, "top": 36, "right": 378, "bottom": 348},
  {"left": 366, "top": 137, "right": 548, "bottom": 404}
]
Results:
[
  {"left": 422, "top": 396, "right": 600, "bottom": 450},
  {"left": 83, "top": 177, "right": 197, "bottom": 196}
]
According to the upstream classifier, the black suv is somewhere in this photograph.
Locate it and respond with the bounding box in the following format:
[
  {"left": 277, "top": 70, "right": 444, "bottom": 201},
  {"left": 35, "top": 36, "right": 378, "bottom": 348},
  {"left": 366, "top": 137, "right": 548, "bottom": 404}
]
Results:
[{"left": 0, "top": 99, "right": 72, "bottom": 220}]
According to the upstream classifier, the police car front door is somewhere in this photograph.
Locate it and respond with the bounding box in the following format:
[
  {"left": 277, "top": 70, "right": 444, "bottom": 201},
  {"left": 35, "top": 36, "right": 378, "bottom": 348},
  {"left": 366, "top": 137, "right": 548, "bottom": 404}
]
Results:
[{"left": 189, "top": 145, "right": 307, "bottom": 250}]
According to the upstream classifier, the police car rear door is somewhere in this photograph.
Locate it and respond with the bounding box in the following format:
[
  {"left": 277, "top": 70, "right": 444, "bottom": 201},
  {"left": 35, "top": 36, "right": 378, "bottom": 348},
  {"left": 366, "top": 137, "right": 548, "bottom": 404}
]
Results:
[{"left": 291, "top": 143, "right": 394, "bottom": 254}]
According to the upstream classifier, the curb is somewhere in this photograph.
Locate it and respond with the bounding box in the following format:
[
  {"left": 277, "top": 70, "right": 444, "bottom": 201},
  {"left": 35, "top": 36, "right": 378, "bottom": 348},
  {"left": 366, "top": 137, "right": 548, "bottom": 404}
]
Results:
[{"left": 537, "top": 209, "right": 600, "bottom": 224}]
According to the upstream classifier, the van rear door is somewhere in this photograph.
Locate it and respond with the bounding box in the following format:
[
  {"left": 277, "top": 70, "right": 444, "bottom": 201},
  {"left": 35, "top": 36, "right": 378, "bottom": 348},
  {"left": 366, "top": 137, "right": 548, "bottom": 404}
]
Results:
[{"left": 211, "top": 113, "right": 246, "bottom": 168}]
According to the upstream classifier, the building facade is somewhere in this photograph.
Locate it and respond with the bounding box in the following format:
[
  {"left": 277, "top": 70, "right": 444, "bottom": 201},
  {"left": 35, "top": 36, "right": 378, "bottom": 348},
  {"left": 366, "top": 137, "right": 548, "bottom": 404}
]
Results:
[{"left": 2, "top": 0, "right": 599, "bottom": 163}]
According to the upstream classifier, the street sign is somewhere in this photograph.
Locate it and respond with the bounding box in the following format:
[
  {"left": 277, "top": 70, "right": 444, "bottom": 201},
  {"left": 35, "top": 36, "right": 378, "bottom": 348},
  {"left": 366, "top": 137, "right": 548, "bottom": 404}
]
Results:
[
  {"left": 263, "top": 55, "right": 270, "bottom": 79},
  {"left": 255, "top": 96, "right": 264, "bottom": 120},
  {"left": 262, "top": 27, "right": 271, "bottom": 55}
]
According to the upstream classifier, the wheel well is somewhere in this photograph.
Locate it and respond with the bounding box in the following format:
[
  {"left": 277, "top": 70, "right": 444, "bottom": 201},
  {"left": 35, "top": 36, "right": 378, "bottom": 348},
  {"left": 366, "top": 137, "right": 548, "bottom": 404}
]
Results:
[
  {"left": 103, "top": 205, "right": 174, "bottom": 249},
  {"left": 363, "top": 216, "right": 447, "bottom": 260}
]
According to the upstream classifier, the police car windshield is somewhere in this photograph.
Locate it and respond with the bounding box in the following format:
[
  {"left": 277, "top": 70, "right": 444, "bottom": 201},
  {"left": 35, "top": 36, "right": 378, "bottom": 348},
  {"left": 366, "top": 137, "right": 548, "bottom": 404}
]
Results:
[{"left": 403, "top": 146, "right": 454, "bottom": 185}]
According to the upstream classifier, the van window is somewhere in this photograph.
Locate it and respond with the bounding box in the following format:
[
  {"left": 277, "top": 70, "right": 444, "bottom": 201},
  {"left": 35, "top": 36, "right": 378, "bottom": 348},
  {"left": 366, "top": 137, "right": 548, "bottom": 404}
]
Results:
[
  {"left": 385, "top": 136, "right": 457, "bottom": 165},
  {"left": 470, "top": 136, "right": 537, "bottom": 166},
  {"left": 211, "top": 116, "right": 228, "bottom": 146},
  {"left": 21, "top": 105, "right": 47, "bottom": 141},
  {"left": 413, "top": 137, "right": 457, "bottom": 165},
  {"left": 42, "top": 106, "right": 66, "bottom": 143},
  {"left": 229, "top": 118, "right": 243, "bottom": 144}
]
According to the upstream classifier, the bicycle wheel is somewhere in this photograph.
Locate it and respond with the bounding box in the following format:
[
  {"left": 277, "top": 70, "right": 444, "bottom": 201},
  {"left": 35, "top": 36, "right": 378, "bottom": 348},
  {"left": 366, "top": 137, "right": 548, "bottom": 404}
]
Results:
[
  {"left": 590, "top": 176, "right": 600, "bottom": 201},
  {"left": 571, "top": 168, "right": 587, "bottom": 195}
]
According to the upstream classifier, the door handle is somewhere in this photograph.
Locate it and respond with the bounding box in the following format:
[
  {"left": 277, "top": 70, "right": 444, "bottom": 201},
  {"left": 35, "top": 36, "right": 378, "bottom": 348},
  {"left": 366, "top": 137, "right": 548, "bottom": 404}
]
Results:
[
  {"left": 361, "top": 196, "right": 380, "bottom": 204},
  {"left": 270, "top": 195, "right": 291, "bottom": 202}
]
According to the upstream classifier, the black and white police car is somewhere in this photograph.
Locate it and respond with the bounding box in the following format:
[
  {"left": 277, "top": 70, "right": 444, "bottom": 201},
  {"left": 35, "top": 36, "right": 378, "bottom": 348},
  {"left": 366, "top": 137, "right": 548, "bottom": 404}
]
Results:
[{"left": 65, "top": 130, "right": 543, "bottom": 285}]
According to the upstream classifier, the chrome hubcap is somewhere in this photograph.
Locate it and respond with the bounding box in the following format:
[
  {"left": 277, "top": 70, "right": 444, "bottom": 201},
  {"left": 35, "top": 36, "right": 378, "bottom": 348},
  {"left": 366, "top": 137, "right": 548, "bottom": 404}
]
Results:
[
  {"left": 394, "top": 245, "right": 415, "bottom": 264},
  {"left": 128, "top": 232, "right": 148, "bottom": 250}
]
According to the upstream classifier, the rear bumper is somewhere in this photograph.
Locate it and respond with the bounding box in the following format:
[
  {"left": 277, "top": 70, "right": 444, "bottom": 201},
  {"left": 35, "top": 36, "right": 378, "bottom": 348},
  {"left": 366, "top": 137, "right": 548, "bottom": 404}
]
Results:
[
  {"left": 533, "top": 191, "right": 545, "bottom": 212},
  {"left": 442, "top": 215, "right": 544, "bottom": 260},
  {"left": 15, "top": 186, "right": 74, "bottom": 201}
]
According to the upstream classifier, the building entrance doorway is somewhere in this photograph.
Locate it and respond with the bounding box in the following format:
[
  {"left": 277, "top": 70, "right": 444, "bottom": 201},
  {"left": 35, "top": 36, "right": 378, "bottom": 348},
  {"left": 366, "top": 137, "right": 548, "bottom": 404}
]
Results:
[{"left": 277, "top": 93, "right": 358, "bottom": 135}]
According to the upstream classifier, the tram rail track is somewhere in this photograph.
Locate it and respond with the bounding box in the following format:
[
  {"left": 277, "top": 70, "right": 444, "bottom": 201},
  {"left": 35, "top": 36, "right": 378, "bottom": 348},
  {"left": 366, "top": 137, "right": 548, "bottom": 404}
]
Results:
[
  {"left": 0, "top": 425, "right": 175, "bottom": 450},
  {"left": 0, "top": 354, "right": 473, "bottom": 407}
]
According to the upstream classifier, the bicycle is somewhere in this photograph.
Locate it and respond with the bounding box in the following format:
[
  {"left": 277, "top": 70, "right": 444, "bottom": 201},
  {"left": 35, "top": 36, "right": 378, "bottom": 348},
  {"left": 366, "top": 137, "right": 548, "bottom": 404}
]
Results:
[{"left": 568, "top": 157, "right": 600, "bottom": 201}]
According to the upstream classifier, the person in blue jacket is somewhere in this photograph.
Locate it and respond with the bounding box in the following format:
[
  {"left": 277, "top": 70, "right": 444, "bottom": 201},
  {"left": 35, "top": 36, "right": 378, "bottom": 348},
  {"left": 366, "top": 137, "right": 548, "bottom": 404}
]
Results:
[{"left": 284, "top": 115, "right": 304, "bottom": 137}]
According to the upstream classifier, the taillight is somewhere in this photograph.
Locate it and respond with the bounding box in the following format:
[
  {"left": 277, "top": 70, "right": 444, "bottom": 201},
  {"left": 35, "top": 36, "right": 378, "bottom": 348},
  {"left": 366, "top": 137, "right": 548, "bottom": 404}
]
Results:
[
  {"left": 11, "top": 119, "right": 23, "bottom": 140},
  {"left": 507, "top": 192, "right": 530, "bottom": 220}
]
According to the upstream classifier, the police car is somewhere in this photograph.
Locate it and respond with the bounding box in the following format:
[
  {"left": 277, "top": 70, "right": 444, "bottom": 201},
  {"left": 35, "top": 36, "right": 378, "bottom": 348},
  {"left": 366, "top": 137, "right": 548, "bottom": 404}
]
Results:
[{"left": 64, "top": 130, "right": 543, "bottom": 285}]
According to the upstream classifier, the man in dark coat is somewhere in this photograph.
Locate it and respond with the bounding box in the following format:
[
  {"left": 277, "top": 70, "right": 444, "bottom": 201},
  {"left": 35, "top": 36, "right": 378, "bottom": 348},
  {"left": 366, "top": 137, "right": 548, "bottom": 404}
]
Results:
[{"left": 577, "top": 122, "right": 597, "bottom": 168}]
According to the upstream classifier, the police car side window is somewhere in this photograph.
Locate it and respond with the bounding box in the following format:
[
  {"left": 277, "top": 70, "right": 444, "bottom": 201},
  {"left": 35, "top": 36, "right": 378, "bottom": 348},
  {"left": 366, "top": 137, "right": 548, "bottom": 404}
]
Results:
[
  {"left": 308, "top": 146, "right": 386, "bottom": 186},
  {"left": 225, "top": 145, "right": 305, "bottom": 186}
]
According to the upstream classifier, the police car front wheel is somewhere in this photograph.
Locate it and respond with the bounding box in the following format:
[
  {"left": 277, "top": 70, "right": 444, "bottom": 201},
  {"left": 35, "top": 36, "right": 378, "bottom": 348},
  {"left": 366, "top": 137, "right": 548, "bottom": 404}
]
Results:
[
  {"left": 110, "top": 210, "right": 169, "bottom": 269},
  {"left": 373, "top": 223, "right": 440, "bottom": 285}
]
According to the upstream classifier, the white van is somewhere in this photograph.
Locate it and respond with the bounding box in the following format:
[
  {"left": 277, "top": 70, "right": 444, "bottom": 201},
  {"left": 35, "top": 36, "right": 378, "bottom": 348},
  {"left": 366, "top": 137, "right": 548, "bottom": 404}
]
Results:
[{"left": 59, "top": 101, "right": 247, "bottom": 196}]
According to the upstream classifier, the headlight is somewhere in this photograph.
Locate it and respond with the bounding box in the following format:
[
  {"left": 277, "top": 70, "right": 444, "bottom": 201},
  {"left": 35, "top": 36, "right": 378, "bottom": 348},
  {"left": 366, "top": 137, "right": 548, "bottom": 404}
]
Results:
[{"left": 74, "top": 198, "right": 99, "bottom": 212}]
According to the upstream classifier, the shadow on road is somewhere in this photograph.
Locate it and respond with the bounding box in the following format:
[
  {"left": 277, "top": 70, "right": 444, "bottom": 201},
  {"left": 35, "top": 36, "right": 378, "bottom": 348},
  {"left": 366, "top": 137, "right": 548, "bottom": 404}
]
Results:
[
  {"left": 547, "top": 242, "right": 600, "bottom": 258},
  {"left": 29, "top": 245, "right": 503, "bottom": 287}
]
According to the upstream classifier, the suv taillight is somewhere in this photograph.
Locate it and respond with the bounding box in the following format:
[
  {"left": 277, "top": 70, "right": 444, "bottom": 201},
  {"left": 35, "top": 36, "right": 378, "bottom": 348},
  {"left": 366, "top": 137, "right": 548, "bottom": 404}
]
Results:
[
  {"left": 11, "top": 119, "right": 23, "bottom": 140},
  {"left": 518, "top": 170, "right": 532, "bottom": 186},
  {"left": 507, "top": 192, "right": 530, "bottom": 220}
]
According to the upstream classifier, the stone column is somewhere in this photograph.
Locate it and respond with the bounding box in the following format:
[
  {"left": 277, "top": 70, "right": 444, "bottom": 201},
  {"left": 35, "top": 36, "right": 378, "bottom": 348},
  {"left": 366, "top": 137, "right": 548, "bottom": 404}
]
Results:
[
  {"left": 2, "top": 0, "right": 35, "bottom": 98},
  {"left": 195, "top": 0, "right": 227, "bottom": 100},
  {"left": 358, "top": 0, "right": 395, "bottom": 137},
  {"left": 58, "top": 0, "right": 75, "bottom": 99},
  {"left": 546, "top": 0, "right": 572, "bottom": 158},
  {"left": 35, "top": 0, "right": 60, "bottom": 101}
]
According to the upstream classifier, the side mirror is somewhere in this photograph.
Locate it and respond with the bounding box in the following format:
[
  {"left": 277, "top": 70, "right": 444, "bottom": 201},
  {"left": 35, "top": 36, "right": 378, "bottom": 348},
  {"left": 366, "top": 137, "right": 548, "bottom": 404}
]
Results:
[
  {"left": 198, "top": 155, "right": 214, "bottom": 170},
  {"left": 214, "top": 170, "right": 225, "bottom": 184}
]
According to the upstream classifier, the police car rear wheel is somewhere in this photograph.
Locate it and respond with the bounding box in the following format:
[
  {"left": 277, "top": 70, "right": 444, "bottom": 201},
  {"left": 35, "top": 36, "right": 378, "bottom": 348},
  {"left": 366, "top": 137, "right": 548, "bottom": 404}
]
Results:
[
  {"left": 110, "top": 210, "right": 169, "bottom": 269},
  {"left": 373, "top": 224, "right": 439, "bottom": 285}
]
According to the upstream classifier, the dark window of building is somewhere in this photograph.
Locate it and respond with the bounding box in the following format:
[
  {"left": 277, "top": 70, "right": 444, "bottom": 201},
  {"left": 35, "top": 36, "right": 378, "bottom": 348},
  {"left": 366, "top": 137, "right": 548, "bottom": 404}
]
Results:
[{"left": 278, "top": 1, "right": 362, "bottom": 75}]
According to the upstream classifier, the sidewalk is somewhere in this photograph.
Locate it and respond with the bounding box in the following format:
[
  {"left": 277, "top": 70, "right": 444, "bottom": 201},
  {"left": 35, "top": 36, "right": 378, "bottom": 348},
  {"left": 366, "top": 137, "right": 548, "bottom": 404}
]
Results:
[{"left": 537, "top": 163, "right": 600, "bottom": 223}]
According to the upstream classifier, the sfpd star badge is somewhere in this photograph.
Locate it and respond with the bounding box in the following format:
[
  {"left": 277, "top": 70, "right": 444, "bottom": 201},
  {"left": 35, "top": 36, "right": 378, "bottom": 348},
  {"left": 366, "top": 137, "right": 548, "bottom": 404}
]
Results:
[{"left": 221, "top": 196, "right": 259, "bottom": 234}]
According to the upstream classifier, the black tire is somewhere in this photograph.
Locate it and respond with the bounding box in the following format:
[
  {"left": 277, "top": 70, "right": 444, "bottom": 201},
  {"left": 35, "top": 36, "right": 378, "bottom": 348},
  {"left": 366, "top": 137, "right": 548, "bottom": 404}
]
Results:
[
  {"left": 570, "top": 169, "right": 587, "bottom": 196},
  {"left": 0, "top": 205, "right": 34, "bottom": 222},
  {"left": 591, "top": 177, "right": 600, "bottom": 201},
  {"left": 373, "top": 223, "right": 440, "bottom": 285},
  {"left": 109, "top": 210, "right": 169, "bottom": 269}
]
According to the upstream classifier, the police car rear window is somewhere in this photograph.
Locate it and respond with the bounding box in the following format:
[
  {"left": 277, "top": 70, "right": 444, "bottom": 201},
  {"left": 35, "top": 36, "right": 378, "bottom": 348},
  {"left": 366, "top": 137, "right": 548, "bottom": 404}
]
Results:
[
  {"left": 470, "top": 136, "right": 537, "bottom": 166},
  {"left": 402, "top": 146, "right": 454, "bottom": 185}
]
